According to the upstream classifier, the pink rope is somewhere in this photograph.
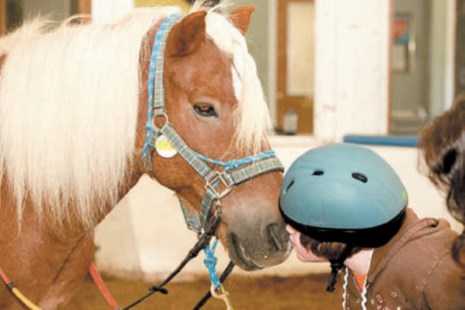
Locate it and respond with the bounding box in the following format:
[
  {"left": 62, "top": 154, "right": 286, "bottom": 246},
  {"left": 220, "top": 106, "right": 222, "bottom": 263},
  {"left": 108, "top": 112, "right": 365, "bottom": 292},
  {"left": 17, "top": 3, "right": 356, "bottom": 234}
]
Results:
[{"left": 89, "top": 262, "right": 121, "bottom": 310}]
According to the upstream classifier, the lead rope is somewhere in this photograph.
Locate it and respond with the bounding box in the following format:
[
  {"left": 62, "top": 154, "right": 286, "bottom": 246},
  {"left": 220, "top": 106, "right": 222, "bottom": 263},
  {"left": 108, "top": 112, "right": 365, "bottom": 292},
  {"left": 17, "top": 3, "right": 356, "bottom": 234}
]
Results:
[
  {"left": 122, "top": 210, "right": 222, "bottom": 310},
  {"left": 0, "top": 213, "right": 228, "bottom": 310},
  {"left": 89, "top": 262, "right": 121, "bottom": 310},
  {"left": 203, "top": 238, "right": 234, "bottom": 309},
  {"left": 1, "top": 260, "right": 124, "bottom": 310},
  {"left": 1, "top": 261, "right": 123, "bottom": 310},
  {"left": 194, "top": 261, "right": 235, "bottom": 309},
  {"left": 0, "top": 267, "right": 41, "bottom": 310}
]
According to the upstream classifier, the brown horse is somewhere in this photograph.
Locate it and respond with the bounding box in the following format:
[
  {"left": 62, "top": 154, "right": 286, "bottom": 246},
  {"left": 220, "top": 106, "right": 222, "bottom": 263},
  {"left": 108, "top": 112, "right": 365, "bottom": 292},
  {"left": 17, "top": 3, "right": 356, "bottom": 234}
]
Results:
[{"left": 0, "top": 1, "right": 290, "bottom": 309}]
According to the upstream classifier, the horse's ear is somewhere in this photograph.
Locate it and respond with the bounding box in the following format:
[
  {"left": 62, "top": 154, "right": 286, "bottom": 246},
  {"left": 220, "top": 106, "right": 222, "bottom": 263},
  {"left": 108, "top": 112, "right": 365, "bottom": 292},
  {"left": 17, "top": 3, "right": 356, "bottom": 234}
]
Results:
[
  {"left": 228, "top": 5, "right": 255, "bottom": 35},
  {"left": 167, "top": 11, "right": 207, "bottom": 57}
]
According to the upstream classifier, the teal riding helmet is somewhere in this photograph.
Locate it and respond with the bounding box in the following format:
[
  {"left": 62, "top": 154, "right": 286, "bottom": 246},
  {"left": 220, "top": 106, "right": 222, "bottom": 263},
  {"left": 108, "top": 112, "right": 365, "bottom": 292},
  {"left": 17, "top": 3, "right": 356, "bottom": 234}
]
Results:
[{"left": 280, "top": 143, "right": 408, "bottom": 248}]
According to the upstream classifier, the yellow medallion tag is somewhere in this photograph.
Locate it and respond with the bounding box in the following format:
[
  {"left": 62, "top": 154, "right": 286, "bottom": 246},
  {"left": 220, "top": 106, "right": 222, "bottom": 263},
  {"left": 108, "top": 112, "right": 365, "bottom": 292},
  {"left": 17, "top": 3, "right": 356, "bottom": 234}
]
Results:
[{"left": 155, "top": 135, "right": 178, "bottom": 158}]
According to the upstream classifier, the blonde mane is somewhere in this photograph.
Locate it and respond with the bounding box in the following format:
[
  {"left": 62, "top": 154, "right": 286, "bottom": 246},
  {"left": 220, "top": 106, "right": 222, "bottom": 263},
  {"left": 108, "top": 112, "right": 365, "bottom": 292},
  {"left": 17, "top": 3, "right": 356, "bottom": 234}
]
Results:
[
  {"left": 0, "top": 1, "right": 271, "bottom": 227},
  {"left": 203, "top": 3, "right": 272, "bottom": 153}
]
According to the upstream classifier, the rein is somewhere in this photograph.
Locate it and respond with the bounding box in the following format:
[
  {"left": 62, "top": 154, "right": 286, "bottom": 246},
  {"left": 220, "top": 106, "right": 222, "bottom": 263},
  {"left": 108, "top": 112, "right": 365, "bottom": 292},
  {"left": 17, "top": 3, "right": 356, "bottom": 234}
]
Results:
[{"left": 122, "top": 209, "right": 222, "bottom": 309}]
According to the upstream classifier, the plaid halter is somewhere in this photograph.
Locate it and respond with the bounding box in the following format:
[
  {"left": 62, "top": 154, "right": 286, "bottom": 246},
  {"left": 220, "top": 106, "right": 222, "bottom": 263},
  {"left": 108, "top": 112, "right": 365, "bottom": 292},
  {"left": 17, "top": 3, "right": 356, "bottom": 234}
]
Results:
[{"left": 143, "top": 14, "right": 284, "bottom": 234}]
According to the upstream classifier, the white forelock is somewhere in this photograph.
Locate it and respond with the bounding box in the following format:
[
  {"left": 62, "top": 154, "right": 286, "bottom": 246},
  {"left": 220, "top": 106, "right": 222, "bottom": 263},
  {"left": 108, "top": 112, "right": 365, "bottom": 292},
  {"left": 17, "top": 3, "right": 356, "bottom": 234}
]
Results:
[{"left": 205, "top": 8, "right": 272, "bottom": 153}]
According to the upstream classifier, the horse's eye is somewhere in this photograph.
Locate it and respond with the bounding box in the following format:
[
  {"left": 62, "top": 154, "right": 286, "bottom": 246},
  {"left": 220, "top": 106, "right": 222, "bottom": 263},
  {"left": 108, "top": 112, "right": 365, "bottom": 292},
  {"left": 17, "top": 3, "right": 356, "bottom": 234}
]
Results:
[{"left": 194, "top": 103, "right": 218, "bottom": 117}]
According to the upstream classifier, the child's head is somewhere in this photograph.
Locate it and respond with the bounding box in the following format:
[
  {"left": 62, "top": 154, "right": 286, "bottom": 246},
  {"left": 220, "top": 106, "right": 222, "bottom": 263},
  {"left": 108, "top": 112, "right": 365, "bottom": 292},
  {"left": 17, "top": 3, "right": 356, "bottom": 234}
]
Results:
[
  {"left": 419, "top": 94, "right": 465, "bottom": 267},
  {"left": 279, "top": 143, "right": 408, "bottom": 291}
]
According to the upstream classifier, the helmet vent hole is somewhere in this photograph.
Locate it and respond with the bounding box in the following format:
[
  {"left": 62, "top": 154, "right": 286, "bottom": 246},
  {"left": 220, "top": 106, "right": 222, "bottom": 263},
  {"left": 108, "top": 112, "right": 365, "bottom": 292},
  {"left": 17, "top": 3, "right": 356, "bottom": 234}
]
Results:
[
  {"left": 285, "top": 179, "right": 295, "bottom": 193},
  {"left": 352, "top": 172, "right": 368, "bottom": 183},
  {"left": 312, "top": 170, "right": 324, "bottom": 176}
]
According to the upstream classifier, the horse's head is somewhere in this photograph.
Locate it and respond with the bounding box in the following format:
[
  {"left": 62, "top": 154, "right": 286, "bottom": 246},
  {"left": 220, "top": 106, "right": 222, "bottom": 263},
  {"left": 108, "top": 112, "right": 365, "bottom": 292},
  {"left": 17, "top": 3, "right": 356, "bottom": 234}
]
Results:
[{"left": 138, "top": 5, "right": 290, "bottom": 270}]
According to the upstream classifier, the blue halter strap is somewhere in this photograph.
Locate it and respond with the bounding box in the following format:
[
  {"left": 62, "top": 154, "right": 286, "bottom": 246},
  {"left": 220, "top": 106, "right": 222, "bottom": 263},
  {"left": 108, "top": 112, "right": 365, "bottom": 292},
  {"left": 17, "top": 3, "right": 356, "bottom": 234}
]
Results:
[
  {"left": 142, "top": 13, "right": 284, "bottom": 234},
  {"left": 139, "top": 13, "right": 284, "bottom": 309}
]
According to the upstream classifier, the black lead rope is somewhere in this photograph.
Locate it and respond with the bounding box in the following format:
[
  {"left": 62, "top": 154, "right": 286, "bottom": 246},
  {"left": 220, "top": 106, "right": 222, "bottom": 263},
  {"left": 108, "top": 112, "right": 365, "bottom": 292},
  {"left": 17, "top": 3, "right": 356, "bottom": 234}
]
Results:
[
  {"left": 122, "top": 212, "right": 222, "bottom": 310},
  {"left": 193, "top": 260, "right": 235, "bottom": 309}
]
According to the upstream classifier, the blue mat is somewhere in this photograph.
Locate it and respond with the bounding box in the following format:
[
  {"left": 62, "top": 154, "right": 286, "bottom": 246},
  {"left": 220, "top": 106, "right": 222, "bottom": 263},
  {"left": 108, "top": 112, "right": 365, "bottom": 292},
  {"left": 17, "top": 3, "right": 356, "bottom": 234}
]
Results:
[{"left": 343, "top": 134, "right": 418, "bottom": 147}]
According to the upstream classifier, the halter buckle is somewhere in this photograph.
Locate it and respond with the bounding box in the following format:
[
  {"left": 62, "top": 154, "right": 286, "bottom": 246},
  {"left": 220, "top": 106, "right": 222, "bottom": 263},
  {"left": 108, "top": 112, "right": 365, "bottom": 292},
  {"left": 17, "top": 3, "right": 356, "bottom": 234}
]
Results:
[
  {"left": 205, "top": 172, "right": 232, "bottom": 199},
  {"left": 152, "top": 112, "right": 169, "bottom": 130}
]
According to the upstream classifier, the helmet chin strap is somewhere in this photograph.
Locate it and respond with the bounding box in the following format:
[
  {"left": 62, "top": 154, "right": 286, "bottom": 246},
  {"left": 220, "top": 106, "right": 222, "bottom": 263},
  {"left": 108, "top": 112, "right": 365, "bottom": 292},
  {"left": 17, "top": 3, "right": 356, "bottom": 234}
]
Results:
[{"left": 326, "top": 245, "right": 353, "bottom": 292}]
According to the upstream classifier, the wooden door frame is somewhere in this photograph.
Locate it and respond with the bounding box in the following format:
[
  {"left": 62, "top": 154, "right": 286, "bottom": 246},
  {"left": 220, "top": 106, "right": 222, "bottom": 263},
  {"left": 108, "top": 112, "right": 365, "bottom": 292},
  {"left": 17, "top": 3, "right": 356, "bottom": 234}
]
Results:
[
  {"left": 78, "top": 0, "right": 91, "bottom": 15},
  {"left": 0, "top": 0, "right": 5, "bottom": 35}
]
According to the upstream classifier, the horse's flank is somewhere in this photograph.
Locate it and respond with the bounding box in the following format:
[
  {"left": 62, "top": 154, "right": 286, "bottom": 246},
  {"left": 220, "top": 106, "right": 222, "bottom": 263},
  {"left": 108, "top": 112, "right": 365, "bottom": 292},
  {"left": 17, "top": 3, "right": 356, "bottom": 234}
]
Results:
[{"left": 0, "top": 2, "right": 272, "bottom": 229}]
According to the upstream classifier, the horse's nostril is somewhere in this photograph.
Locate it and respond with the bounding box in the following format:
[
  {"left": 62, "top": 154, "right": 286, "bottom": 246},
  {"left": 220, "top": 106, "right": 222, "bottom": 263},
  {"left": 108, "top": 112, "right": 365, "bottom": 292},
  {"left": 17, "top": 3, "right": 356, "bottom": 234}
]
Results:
[{"left": 267, "top": 223, "right": 286, "bottom": 252}]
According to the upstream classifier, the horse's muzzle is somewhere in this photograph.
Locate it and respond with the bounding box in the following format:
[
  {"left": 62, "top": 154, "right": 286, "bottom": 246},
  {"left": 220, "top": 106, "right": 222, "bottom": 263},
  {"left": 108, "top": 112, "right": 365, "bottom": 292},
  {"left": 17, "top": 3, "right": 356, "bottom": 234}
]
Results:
[{"left": 227, "top": 222, "right": 291, "bottom": 271}]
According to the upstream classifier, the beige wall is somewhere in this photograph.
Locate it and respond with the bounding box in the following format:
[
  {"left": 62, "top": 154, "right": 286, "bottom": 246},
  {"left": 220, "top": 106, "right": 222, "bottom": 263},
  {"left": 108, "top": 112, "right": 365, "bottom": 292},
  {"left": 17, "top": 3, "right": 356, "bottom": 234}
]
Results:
[
  {"left": 313, "top": 0, "right": 391, "bottom": 141},
  {"left": 134, "top": 0, "right": 189, "bottom": 10},
  {"left": 22, "top": 0, "right": 71, "bottom": 20},
  {"left": 235, "top": 0, "right": 273, "bottom": 116}
]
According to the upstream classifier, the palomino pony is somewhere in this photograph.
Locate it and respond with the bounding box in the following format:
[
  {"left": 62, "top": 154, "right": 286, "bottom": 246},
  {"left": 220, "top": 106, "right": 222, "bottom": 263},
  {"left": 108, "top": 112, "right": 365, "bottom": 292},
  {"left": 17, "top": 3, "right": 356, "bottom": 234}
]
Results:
[{"left": 0, "top": 1, "right": 290, "bottom": 309}]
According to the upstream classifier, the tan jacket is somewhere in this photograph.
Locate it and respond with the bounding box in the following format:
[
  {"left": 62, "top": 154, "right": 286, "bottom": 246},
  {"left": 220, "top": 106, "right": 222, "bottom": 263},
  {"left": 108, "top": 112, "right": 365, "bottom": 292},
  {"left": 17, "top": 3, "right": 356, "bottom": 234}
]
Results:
[{"left": 344, "top": 208, "right": 465, "bottom": 309}]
